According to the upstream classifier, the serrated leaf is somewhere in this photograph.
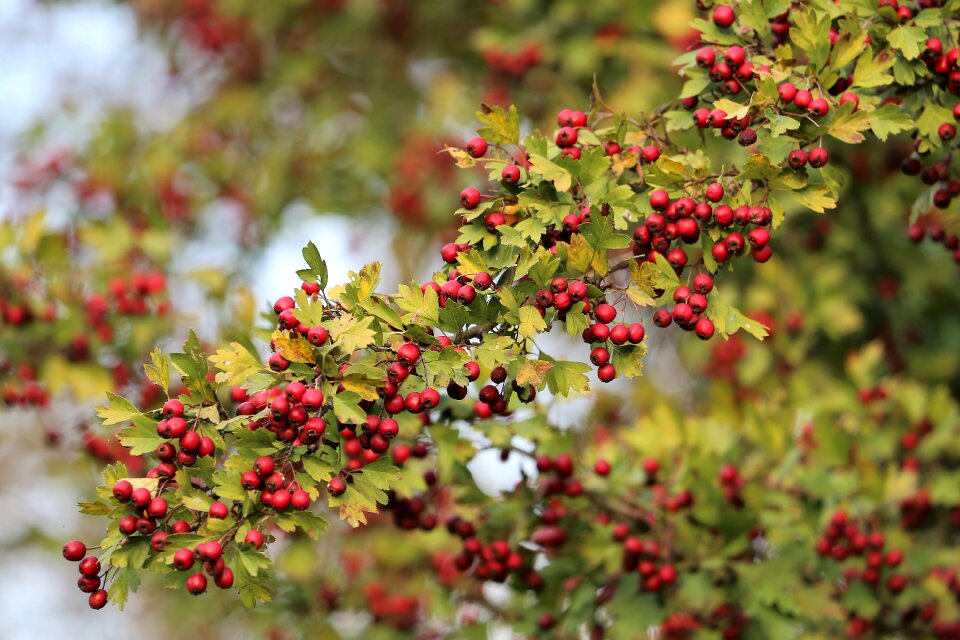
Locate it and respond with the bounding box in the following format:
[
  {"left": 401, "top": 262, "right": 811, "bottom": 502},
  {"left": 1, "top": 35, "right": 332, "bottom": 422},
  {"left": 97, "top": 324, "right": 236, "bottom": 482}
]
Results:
[
  {"left": 271, "top": 330, "right": 315, "bottom": 364},
  {"left": 870, "top": 104, "right": 914, "bottom": 141},
  {"left": 886, "top": 25, "right": 926, "bottom": 60},
  {"left": 144, "top": 348, "right": 169, "bottom": 396},
  {"left": 117, "top": 416, "right": 163, "bottom": 455},
  {"left": 476, "top": 104, "right": 520, "bottom": 145},
  {"left": 827, "top": 106, "right": 873, "bottom": 144},
  {"left": 767, "top": 112, "right": 801, "bottom": 137},
  {"left": 852, "top": 50, "right": 895, "bottom": 88},
  {"left": 96, "top": 392, "right": 142, "bottom": 426},
  {"left": 518, "top": 306, "right": 547, "bottom": 340},
  {"left": 793, "top": 183, "right": 837, "bottom": 213},
  {"left": 301, "top": 241, "right": 328, "bottom": 289},
  {"left": 209, "top": 342, "right": 262, "bottom": 386},
  {"left": 706, "top": 288, "right": 769, "bottom": 340},
  {"left": 107, "top": 567, "right": 140, "bottom": 611},
  {"left": 333, "top": 391, "right": 366, "bottom": 425},
  {"left": 544, "top": 359, "right": 592, "bottom": 397},
  {"left": 395, "top": 282, "right": 440, "bottom": 327},
  {"left": 328, "top": 315, "right": 377, "bottom": 353},
  {"left": 515, "top": 360, "right": 554, "bottom": 387},
  {"left": 528, "top": 154, "right": 572, "bottom": 192}
]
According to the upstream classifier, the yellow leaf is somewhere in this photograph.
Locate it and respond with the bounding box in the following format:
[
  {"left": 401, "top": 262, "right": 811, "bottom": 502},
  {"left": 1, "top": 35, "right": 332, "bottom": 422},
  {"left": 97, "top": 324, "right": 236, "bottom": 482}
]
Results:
[
  {"left": 272, "top": 330, "right": 316, "bottom": 364},
  {"left": 443, "top": 146, "right": 476, "bottom": 169},
  {"left": 515, "top": 360, "right": 554, "bottom": 387},
  {"left": 209, "top": 342, "right": 262, "bottom": 386}
]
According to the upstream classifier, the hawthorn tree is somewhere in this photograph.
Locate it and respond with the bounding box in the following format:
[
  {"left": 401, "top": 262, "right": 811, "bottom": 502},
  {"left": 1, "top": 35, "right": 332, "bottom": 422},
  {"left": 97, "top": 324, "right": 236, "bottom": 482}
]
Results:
[{"left": 9, "top": 0, "right": 960, "bottom": 638}]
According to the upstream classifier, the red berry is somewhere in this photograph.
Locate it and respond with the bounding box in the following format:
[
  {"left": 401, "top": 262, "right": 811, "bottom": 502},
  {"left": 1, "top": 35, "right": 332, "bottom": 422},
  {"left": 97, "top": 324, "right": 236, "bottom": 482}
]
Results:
[
  {"left": 695, "top": 318, "right": 716, "bottom": 340},
  {"left": 88, "top": 589, "right": 108, "bottom": 609},
  {"left": 788, "top": 149, "right": 808, "bottom": 169},
  {"left": 112, "top": 480, "right": 133, "bottom": 502},
  {"left": 555, "top": 127, "right": 578, "bottom": 147},
  {"left": 712, "top": 5, "right": 735, "bottom": 28},
  {"left": 328, "top": 476, "right": 347, "bottom": 496},
  {"left": 79, "top": 556, "right": 101, "bottom": 577},
  {"left": 459, "top": 187, "right": 481, "bottom": 209},
  {"left": 808, "top": 147, "right": 829, "bottom": 168},
  {"left": 174, "top": 548, "right": 195, "bottom": 571},
  {"left": 465, "top": 136, "right": 488, "bottom": 158},
  {"left": 501, "top": 164, "right": 521, "bottom": 184},
  {"left": 209, "top": 501, "right": 229, "bottom": 519},
  {"left": 254, "top": 456, "right": 275, "bottom": 477},
  {"left": 594, "top": 459, "right": 611, "bottom": 476},
  {"left": 778, "top": 82, "right": 797, "bottom": 103},
  {"left": 63, "top": 540, "right": 86, "bottom": 561},
  {"left": 186, "top": 573, "right": 207, "bottom": 595},
  {"left": 597, "top": 364, "right": 616, "bottom": 382},
  {"left": 215, "top": 567, "right": 235, "bottom": 589},
  {"left": 241, "top": 531, "right": 264, "bottom": 551},
  {"left": 705, "top": 182, "right": 724, "bottom": 202}
]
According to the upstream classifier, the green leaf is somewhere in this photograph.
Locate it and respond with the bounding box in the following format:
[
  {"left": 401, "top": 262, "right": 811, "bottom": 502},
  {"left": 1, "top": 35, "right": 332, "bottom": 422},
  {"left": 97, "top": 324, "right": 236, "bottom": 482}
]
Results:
[
  {"left": 790, "top": 8, "right": 832, "bottom": 69},
  {"left": 476, "top": 104, "right": 520, "bottom": 145},
  {"left": 886, "top": 25, "right": 926, "bottom": 60},
  {"left": 274, "top": 510, "right": 330, "bottom": 540},
  {"left": 301, "top": 241, "right": 329, "bottom": 290},
  {"left": 916, "top": 102, "right": 956, "bottom": 147},
  {"left": 143, "top": 348, "right": 169, "bottom": 396},
  {"left": 528, "top": 154, "right": 572, "bottom": 192},
  {"left": 869, "top": 104, "right": 915, "bottom": 141},
  {"left": 302, "top": 455, "right": 334, "bottom": 483},
  {"left": 843, "top": 580, "right": 881, "bottom": 617},
  {"left": 395, "top": 282, "right": 440, "bottom": 327},
  {"left": 706, "top": 287, "right": 770, "bottom": 340},
  {"left": 333, "top": 391, "right": 366, "bottom": 425},
  {"left": 544, "top": 359, "right": 592, "bottom": 397},
  {"left": 518, "top": 306, "right": 548, "bottom": 340},
  {"left": 827, "top": 106, "right": 873, "bottom": 144},
  {"left": 117, "top": 416, "right": 163, "bottom": 456},
  {"left": 96, "top": 392, "right": 142, "bottom": 426},
  {"left": 766, "top": 112, "right": 801, "bottom": 137},
  {"left": 852, "top": 50, "right": 895, "bottom": 88},
  {"left": 107, "top": 567, "right": 140, "bottom": 611},
  {"left": 328, "top": 315, "right": 377, "bottom": 353},
  {"left": 209, "top": 342, "right": 262, "bottom": 387},
  {"left": 793, "top": 183, "right": 838, "bottom": 213}
]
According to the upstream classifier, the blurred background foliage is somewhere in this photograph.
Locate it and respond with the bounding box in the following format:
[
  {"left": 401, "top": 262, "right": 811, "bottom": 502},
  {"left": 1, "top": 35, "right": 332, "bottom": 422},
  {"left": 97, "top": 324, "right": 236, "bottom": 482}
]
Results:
[{"left": 2, "top": 0, "right": 960, "bottom": 639}]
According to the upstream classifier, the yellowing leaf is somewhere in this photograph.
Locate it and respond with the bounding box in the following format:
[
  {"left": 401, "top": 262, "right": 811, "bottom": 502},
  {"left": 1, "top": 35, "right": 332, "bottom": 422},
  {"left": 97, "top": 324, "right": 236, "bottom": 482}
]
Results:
[
  {"left": 528, "top": 154, "right": 572, "bottom": 192},
  {"left": 443, "top": 146, "right": 476, "bottom": 168},
  {"left": 793, "top": 184, "right": 837, "bottom": 213},
  {"left": 515, "top": 360, "right": 554, "bottom": 387},
  {"left": 852, "top": 50, "right": 895, "bottom": 89},
  {"left": 476, "top": 104, "right": 520, "bottom": 145},
  {"left": 518, "top": 306, "right": 548, "bottom": 340},
  {"left": 706, "top": 288, "right": 769, "bottom": 340},
  {"left": 328, "top": 315, "right": 377, "bottom": 353},
  {"left": 271, "top": 330, "right": 316, "bottom": 364},
  {"left": 209, "top": 342, "right": 262, "bottom": 386}
]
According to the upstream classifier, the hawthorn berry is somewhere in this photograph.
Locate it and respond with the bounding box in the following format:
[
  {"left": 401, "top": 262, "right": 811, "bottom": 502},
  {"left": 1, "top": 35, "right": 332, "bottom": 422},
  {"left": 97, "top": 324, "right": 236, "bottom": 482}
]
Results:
[
  {"left": 465, "top": 136, "right": 488, "bottom": 158},
  {"left": 328, "top": 476, "right": 347, "bottom": 496},
  {"left": 712, "top": 5, "right": 735, "bottom": 28},
  {"left": 112, "top": 480, "right": 133, "bottom": 502},
  {"left": 808, "top": 147, "right": 829, "bottom": 168},
  {"left": 186, "top": 573, "right": 207, "bottom": 595},
  {"left": 88, "top": 590, "right": 108, "bottom": 610},
  {"left": 63, "top": 540, "right": 86, "bottom": 561},
  {"left": 695, "top": 317, "right": 716, "bottom": 340},
  {"left": 459, "top": 187, "right": 481, "bottom": 209},
  {"left": 500, "top": 165, "right": 521, "bottom": 186}
]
